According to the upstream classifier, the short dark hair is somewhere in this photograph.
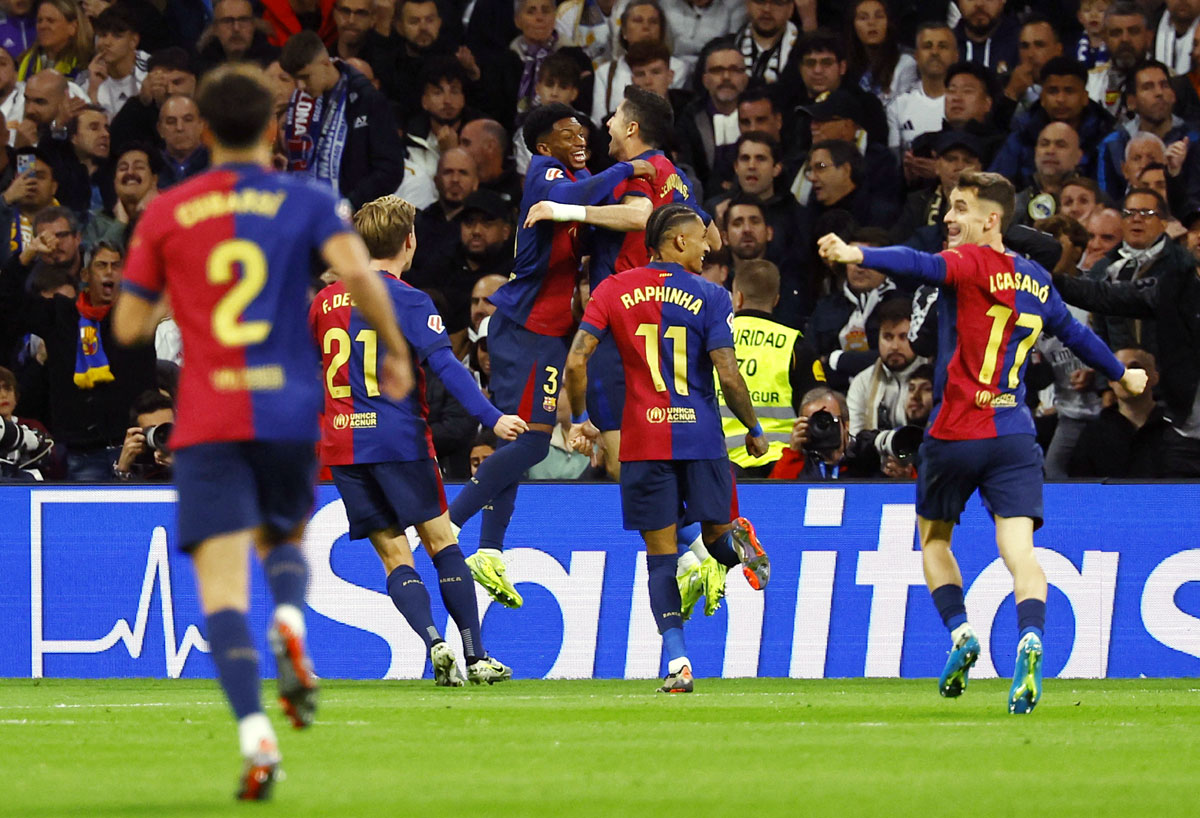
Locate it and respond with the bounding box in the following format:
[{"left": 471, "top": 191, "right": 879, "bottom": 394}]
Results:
[
  {"left": 722, "top": 192, "right": 766, "bottom": 228},
  {"left": 419, "top": 54, "right": 467, "bottom": 94},
  {"left": 523, "top": 102, "right": 579, "bottom": 153},
  {"left": 537, "top": 52, "right": 582, "bottom": 89},
  {"left": 29, "top": 265, "right": 75, "bottom": 296},
  {"left": 1039, "top": 56, "right": 1087, "bottom": 86},
  {"left": 116, "top": 141, "right": 165, "bottom": 178},
  {"left": 945, "top": 61, "right": 998, "bottom": 99},
  {"left": 93, "top": 4, "right": 138, "bottom": 36},
  {"left": 875, "top": 296, "right": 913, "bottom": 327},
  {"left": 957, "top": 170, "right": 1016, "bottom": 232},
  {"left": 622, "top": 84, "right": 673, "bottom": 148},
  {"left": 147, "top": 46, "right": 192, "bottom": 74},
  {"left": 796, "top": 28, "right": 846, "bottom": 62},
  {"left": 196, "top": 64, "right": 276, "bottom": 149},
  {"left": 1125, "top": 58, "right": 1172, "bottom": 100},
  {"left": 1124, "top": 186, "right": 1169, "bottom": 217},
  {"left": 279, "top": 30, "right": 327, "bottom": 76},
  {"left": 131, "top": 389, "right": 174, "bottom": 423},
  {"left": 1060, "top": 173, "right": 1102, "bottom": 198},
  {"left": 733, "top": 259, "right": 780, "bottom": 302},
  {"left": 645, "top": 203, "right": 703, "bottom": 252},
  {"left": 909, "top": 363, "right": 934, "bottom": 383},
  {"left": 625, "top": 39, "right": 671, "bottom": 69},
  {"left": 1106, "top": 0, "right": 1149, "bottom": 24},
  {"left": 737, "top": 85, "right": 777, "bottom": 112},
  {"left": 811, "top": 138, "right": 862, "bottom": 181},
  {"left": 734, "top": 130, "right": 780, "bottom": 163},
  {"left": 694, "top": 36, "right": 740, "bottom": 94},
  {"left": 1020, "top": 14, "right": 1060, "bottom": 41},
  {"left": 88, "top": 240, "right": 124, "bottom": 265},
  {"left": 32, "top": 205, "right": 79, "bottom": 234},
  {"left": 914, "top": 21, "right": 953, "bottom": 46},
  {"left": 0, "top": 365, "right": 16, "bottom": 398},
  {"left": 1034, "top": 214, "right": 1089, "bottom": 250},
  {"left": 66, "top": 103, "right": 107, "bottom": 137},
  {"left": 851, "top": 226, "right": 890, "bottom": 246}
]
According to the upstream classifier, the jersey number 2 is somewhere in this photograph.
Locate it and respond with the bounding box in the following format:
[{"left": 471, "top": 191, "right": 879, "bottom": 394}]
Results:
[
  {"left": 979, "top": 304, "right": 1043, "bottom": 388},
  {"left": 323, "top": 328, "right": 380, "bottom": 398},
  {"left": 635, "top": 323, "right": 689, "bottom": 395},
  {"left": 207, "top": 239, "right": 272, "bottom": 347}
]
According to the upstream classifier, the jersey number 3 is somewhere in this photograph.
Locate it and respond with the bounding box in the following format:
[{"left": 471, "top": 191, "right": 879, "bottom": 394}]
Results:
[
  {"left": 208, "top": 239, "right": 271, "bottom": 347},
  {"left": 636, "top": 323, "right": 689, "bottom": 396}
]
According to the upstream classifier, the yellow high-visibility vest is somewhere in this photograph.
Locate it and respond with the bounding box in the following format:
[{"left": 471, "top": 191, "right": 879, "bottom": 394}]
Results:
[{"left": 717, "top": 314, "right": 800, "bottom": 467}]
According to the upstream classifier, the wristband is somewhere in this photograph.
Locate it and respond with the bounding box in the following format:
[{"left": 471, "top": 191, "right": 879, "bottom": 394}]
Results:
[
  {"left": 749, "top": 423, "right": 763, "bottom": 438},
  {"left": 548, "top": 202, "right": 587, "bottom": 222},
  {"left": 571, "top": 410, "right": 589, "bottom": 424}
]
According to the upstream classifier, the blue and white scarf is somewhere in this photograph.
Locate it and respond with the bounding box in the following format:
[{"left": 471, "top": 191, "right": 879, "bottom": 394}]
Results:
[{"left": 285, "top": 72, "right": 350, "bottom": 191}]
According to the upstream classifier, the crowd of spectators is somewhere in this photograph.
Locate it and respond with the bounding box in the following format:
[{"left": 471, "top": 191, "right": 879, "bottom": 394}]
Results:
[{"left": 0, "top": 0, "right": 1197, "bottom": 482}]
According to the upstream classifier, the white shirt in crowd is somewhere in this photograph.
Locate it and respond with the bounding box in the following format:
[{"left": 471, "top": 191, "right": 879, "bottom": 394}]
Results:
[
  {"left": 591, "top": 54, "right": 689, "bottom": 125},
  {"left": 886, "top": 83, "right": 945, "bottom": 153},
  {"left": 659, "top": 0, "right": 746, "bottom": 72}
]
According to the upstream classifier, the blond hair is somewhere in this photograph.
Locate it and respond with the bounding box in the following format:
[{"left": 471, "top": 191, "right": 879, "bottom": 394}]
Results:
[{"left": 353, "top": 195, "right": 417, "bottom": 260}]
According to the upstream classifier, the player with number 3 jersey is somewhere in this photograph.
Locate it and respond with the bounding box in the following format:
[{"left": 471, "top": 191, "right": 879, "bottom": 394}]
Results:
[{"left": 818, "top": 171, "right": 1148, "bottom": 716}]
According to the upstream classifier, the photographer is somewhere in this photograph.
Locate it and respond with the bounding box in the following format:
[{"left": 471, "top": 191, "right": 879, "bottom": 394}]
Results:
[
  {"left": 0, "top": 365, "right": 53, "bottom": 480},
  {"left": 769, "top": 387, "right": 879, "bottom": 479},
  {"left": 111, "top": 389, "right": 173, "bottom": 480}
]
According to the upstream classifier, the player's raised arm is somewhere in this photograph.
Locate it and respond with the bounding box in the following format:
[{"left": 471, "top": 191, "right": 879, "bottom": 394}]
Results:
[
  {"left": 425, "top": 346, "right": 528, "bottom": 440},
  {"left": 818, "top": 233, "right": 949, "bottom": 286},
  {"left": 321, "top": 231, "right": 414, "bottom": 400},
  {"left": 711, "top": 347, "right": 768, "bottom": 458},
  {"left": 1043, "top": 285, "right": 1148, "bottom": 397},
  {"left": 524, "top": 194, "right": 652, "bottom": 231}
]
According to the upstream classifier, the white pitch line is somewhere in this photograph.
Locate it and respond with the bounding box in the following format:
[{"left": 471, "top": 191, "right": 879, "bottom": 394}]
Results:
[
  {"left": 0, "top": 719, "right": 79, "bottom": 725},
  {"left": 0, "top": 701, "right": 220, "bottom": 710}
]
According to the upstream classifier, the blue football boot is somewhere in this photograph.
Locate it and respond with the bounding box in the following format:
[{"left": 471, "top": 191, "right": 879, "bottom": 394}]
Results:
[
  {"left": 1008, "top": 633, "right": 1044, "bottom": 715},
  {"left": 938, "top": 630, "right": 981, "bottom": 698}
]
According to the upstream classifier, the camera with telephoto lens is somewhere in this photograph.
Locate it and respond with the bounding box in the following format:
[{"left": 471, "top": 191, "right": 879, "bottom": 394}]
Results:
[
  {"left": 803, "top": 409, "right": 844, "bottom": 457},
  {"left": 858, "top": 425, "right": 925, "bottom": 462},
  {"left": 0, "top": 417, "right": 53, "bottom": 470},
  {"left": 143, "top": 423, "right": 174, "bottom": 453}
]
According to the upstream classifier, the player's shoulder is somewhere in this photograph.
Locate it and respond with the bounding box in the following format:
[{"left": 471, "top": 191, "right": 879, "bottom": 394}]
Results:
[
  {"left": 1011, "top": 252, "right": 1052, "bottom": 282},
  {"left": 527, "top": 155, "right": 568, "bottom": 185},
  {"left": 688, "top": 271, "right": 732, "bottom": 303}
]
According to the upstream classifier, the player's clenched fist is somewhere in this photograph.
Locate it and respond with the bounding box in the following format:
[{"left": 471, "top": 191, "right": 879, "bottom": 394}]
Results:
[
  {"left": 630, "top": 159, "right": 656, "bottom": 177},
  {"left": 493, "top": 414, "right": 528, "bottom": 440},
  {"left": 1118, "top": 367, "right": 1148, "bottom": 397},
  {"left": 568, "top": 420, "right": 600, "bottom": 455},
  {"left": 817, "top": 233, "right": 864, "bottom": 265},
  {"left": 745, "top": 431, "right": 768, "bottom": 458}
]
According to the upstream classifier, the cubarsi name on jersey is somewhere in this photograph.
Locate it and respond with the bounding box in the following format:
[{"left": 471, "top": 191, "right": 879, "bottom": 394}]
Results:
[{"left": 619, "top": 285, "right": 703, "bottom": 313}]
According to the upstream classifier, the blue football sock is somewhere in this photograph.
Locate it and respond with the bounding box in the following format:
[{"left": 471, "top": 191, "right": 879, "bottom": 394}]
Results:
[
  {"left": 432, "top": 545, "right": 483, "bottom": 663},
  {"left": 931, "top": 584, "right": 968, "bottom": 632},
  {"left": 706, "top": 530, "right": 740, "bottom": 569},
  {"left": 206, "top": 609, "right": 262, "bottom": 721},
  {"left": 386, "top": 565, "right": 441, "bottom": 650},
  {"left": 262, "top": 543, "right": 308, "bottom": 610},
  {"left": 449, "top": 431, "right": 552, "bottom": 534},
  {"left": 647, "top": 553, "right": 684, "bottom": 636},
  {"left": 1016, "top": 598, "right": 1046, "bottom": 641},
  {"left": 676, "top": 522, "right": 702, "bottom": 551},
  {"left": 479, "top": 481, "right": 517, "bottom": 551},
  {"left": 661, "top": 627, "right": 687, "bottom": 664}
]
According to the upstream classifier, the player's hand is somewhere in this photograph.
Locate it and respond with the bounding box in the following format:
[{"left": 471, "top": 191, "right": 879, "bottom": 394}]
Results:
[
  {"left": 378, "top": 355, "right": 415, "bottom": 401},
  {"left": 630, "top": 159, "right": 655, "bottom": 178},
  {"left": 493, "top": 414, "right": 528, "bottom": 440},
  {"left": 817, "top": 233, "right": 863, "bottom": 265},
  {"left": 746, "top": 431, "right": 768, "bottom": 458},
  {"left": 788, "top": 415, "right": 809, "bottom": 451},
  {"left": 1069, "top": 367, "right": 1094, "bottom": 392},
  {"left": 524, "top": 201, "right": 555, "bottom": 228},
  {"left": 1166, "top": 137, "right": 1189, "bottom": 177},
  {"left": 568, "top": 420, "right": 599, "bottom": 455},
  {"left": 1119, "top": 367, "right": 1148, "bottom": 397}
]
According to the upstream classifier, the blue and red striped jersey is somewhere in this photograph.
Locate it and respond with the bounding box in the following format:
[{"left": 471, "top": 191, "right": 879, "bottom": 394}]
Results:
[
  {"left": 580, "top": 261, "right": 734, "bottom": 461},
  {"left": 488, "top": 154, "right": 635, "bottom": 338},
  {"left": 309, "top": 273, "right": 451, "bottom": 465},
  {"left": 122, "top": 163, "right": 351, "bottom": 450},
  {"left": 589, "top": 150, "right": 706, "bottom": 288},
  {"left": 859, "top": 243, "right": 1126, "bottom": 440}
]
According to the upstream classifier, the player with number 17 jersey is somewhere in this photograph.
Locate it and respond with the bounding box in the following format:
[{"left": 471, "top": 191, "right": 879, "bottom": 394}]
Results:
[
  {"left": 580, "top": 261, "right": 735, "bottom": 462},
  {"left": 123, "top": 165, "right": 350, "bottom": 450}
]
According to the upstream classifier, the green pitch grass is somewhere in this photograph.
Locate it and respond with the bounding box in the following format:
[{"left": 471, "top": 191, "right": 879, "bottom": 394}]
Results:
[{"left": 0, "top": 678, "right": 1197, "bottom": 818}]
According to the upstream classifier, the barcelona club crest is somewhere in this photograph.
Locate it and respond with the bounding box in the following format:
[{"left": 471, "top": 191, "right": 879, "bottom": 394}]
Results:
[{"left": 543, "top": 396, "right": 557, "bottom": 413}]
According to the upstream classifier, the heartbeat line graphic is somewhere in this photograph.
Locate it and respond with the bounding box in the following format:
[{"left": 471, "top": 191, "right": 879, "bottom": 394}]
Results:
[{"left": 31, "top": 490, "right": 209, "bottom": 678}]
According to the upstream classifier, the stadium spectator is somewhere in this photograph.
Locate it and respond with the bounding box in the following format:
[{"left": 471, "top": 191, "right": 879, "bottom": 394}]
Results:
[
  {"left": 807, "top": 226, "right": 909, "bottom": 391},
  {"left": 0, "top": 46, "right": 24, "bottom": 125},
  {"left": 17, "top": 0, "right": 92, "bottom": 81},
  {"left": 1087, "top": 2, "right": 1151, "bottom": 117},
  {"left": 2, "top": 147, "right": 59, "bottom": 254},
  {"left": 264, "top": 59, "right": 294, "bottom": 115},
  {"left": 1152, "top": 0, "right": 1199, "bottom": 75},
  {"left": 953, "top": 0, "right": 1019, "bottom": 73},
  {"left": 82, "top": 143, "right": 156, "bottom": 246},
  {"left": 627, "top": 40, "right": 694, "bottom": 128},
  {"left": 1068, "top": 346, "right": 1171, "bottom": 478},
  {"left": 0, "top": 0, "right": 35, "bottom": 60},
  {"left": 0, "top": 363, "right": 53, "bottom": 480},
  {"left": 1081, "top": 206, "right": 1124, "bottom": 269},
  {"left": 659, "top": 0, "right": 747, "bottom": 69},
  {"left": 1097, "top": 59, "right": 1200, "bottom": 201},
  {"left": 700, "top": 244, "right": 731, "bottom": 285},
  {"left": 1011, "top": 122, "right": 1084, "bottom": 226},
  {"left": 799, "top": 89, "right": 901, "bottom": 211},
  {"left": 845, "top": 0, "right": 915, "bottom": 106},
  {"left": 370, "top": 0, "right": 455, "bottom": 121},
  {"left": 677, "top": 37, "right": 748, "bottom": 191},
  {"left": 990, "top": 58, "right": 1113, "bottom": 191},
  {"left": 0, "top": 233, "right": 154, "bottom": 479},
  {"left": 111, "top": 386, "right": 173, "bottom": 480},
  {"left": 68, "top": 103, "right": 109, "bottom": 211},
  {"left": 16, "top": 70, "right": 90, "bottom": 213},
  {"left": 721, "top": 259, "right": 824, "bottom": 477},
  {"left": 410, "top": 146, "right": 478, "bottom": 279},
  {"left": 803, "top": 138, "right": 898, "bottom": 246},
  {"left": 1059, "top": 174, "right": 1101, "bottom": 224},
  {"left": 396, "top": 57, "right": 480, "bottom": 211},
  {"left": 514, "top": 53, "right": 582, "bottom": 175},
  {"left": 846, "top": 297, "right": 924, "bottom": 435},
  {"left": 1086, "top": 188, "right": 1194, "bottom": 356},
  {"left": 891, "top": 129, "right": 982, "bottom": 246},
  {"left": 940, "top": 61, "right": 1009, "bottom": 160},
  {"left": 155, "top": 95, "right": 207, "bottom": 189},
  {"left": 329, "top": 0, "right": 376, "bottom": 61},
  {"left": 887, "top": 22, "right": 958, "bottom": 161},
  {"left": 735, "top": 0, "right": 798, "bottom": 84},
  {"left": 591, "top": 1, "right": 687, "bottom": 126},
  {"left": 279, "top": 30, "right": 403, "bottom": 209},
  {"left": 261, "top": 0, "right": 337, "bottom": 49},
  {"left": 1075, "top": 0, "right": 1109, "bottom": 68},
  {"left": 769, "top": 386, "right": 876, "bottom": 478},
  {"left": 196, "top": 0, "right": 280, "bottom": 73},
  {"left": 1003, "top": 17, "right": 1063, "bottom": 114},
  {"left": 84, "top": 5, "right": 145, "bottom": 119},
  {"left": 469, "top": 427, "right": 496, "bottom": 476},
  {"left": 707, "top": 133, "right": 801, "bottom": 274},
  {"left": 459, "top": 118, "right": 521, "bottom": 206},
  {"left": 110, "top": 47, "right": 196, "bottom": 158}
]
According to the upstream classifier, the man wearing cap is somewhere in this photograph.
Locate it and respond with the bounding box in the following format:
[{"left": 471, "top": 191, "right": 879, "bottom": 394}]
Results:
[
  {"left": 783, "top": 29, "right": 888, "bottom": 149},
  {"left": 890, "top": 129, "right": 982, "bottom": 244},
  {"left": 407, "top": 189, "right": 513, "bottom": 354},
  {"left": 792, "top": 88, "right": 900, "bottom": 212},
  {"left": 1012, "top": 122, "right": 1084, "bottom": 227},
  {"left": 990, "top": 57, "right": 1113, "bottom": 191}
]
